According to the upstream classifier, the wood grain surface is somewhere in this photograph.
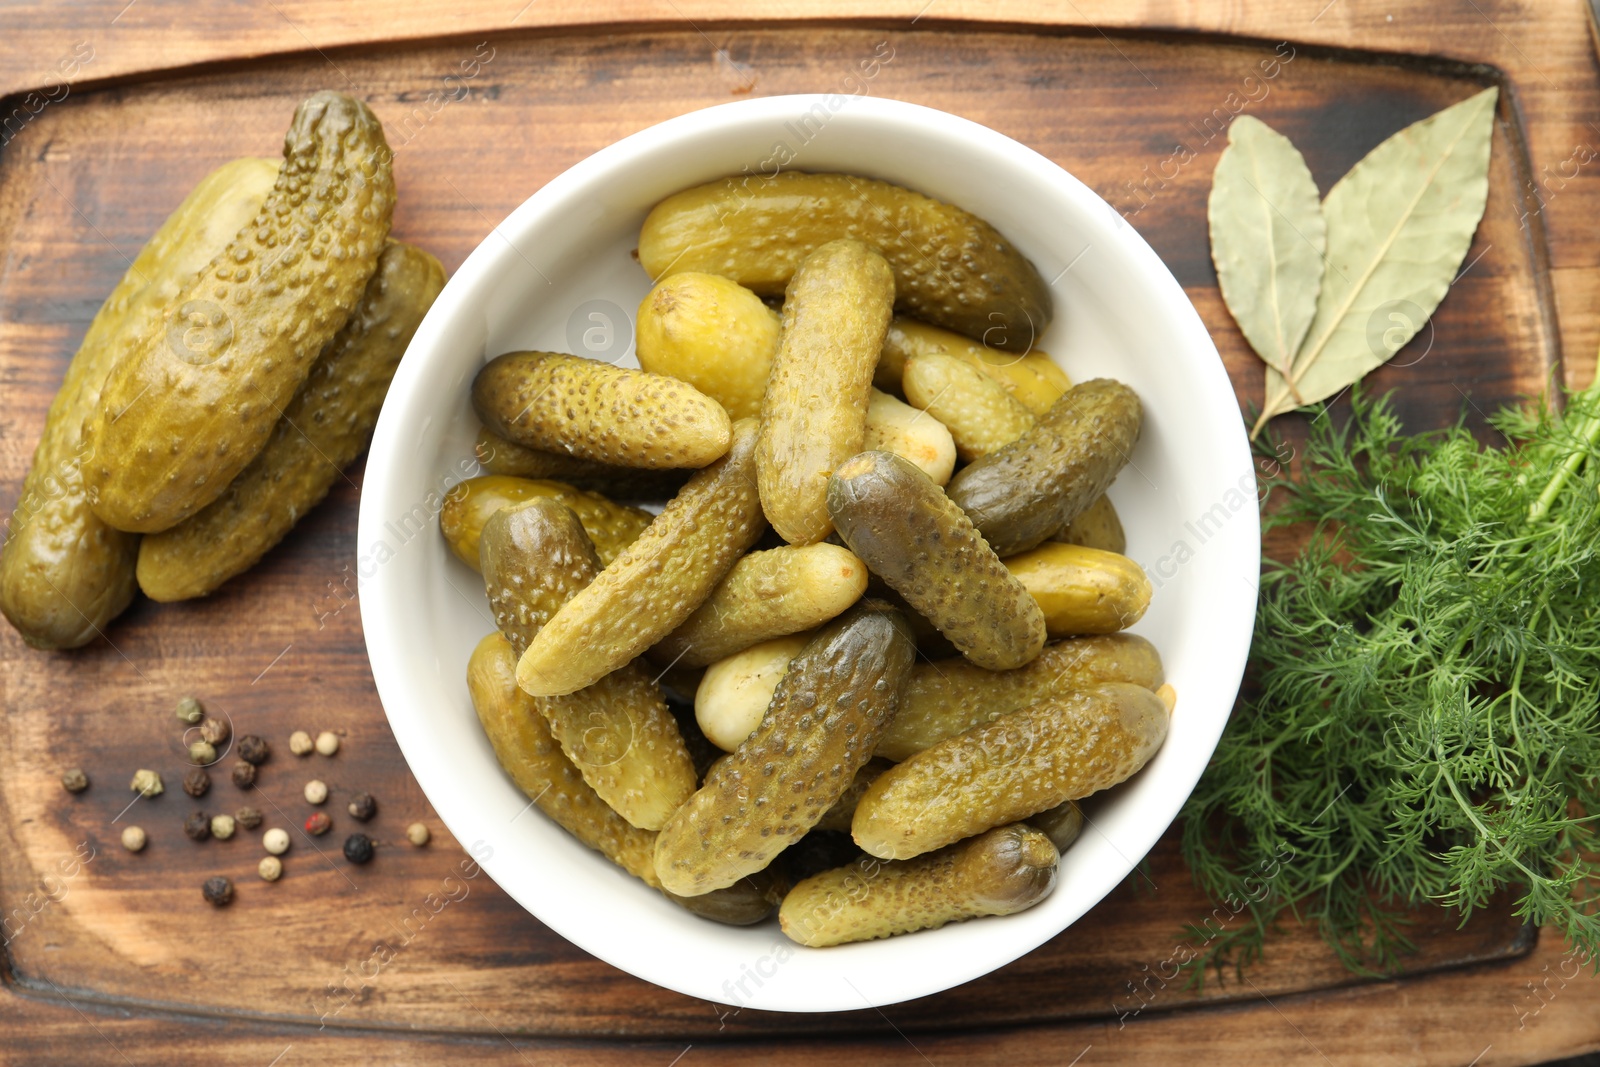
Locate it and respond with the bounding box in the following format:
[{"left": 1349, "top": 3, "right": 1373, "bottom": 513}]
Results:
[{"left": 2, "top": 4, "right": 1600, "bottom": 1065}]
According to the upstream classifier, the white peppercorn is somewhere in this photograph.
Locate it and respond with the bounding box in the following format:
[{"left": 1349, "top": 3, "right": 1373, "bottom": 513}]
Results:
[
  {"left": 199, "top": 716, "right": 230, "bottom": 746},
  {"left": 289, "top": 730, "right": 314, "bottom": 756},
  {"left": 262, "top": 828, "right": 290, "bottom": 855},
  {"left": 121, "top": 826, "right": 147, "bottom": 852},
  {"left": 258, "top": 855, "right": 283, "bottom": 882},
  {"left": 314, "top": 731, "right": 340, "bottom": 756},
  {"left": 303, "top": 779, "right": 328, "bottom": 805},
  {"left": 210, "top": 813, "right": 236, "bottom": 840},
  {"left": 130, "top": 769, "right": 163, "bottom": 797},
  {"left": 61, "top": 768, "right": 89, "bottom": 793},
  {"left": 406, "top": 822, "right": 430, "bottom": 847},
  {"left": 188, "top": 740, "right": 217, "bottom": 765}
]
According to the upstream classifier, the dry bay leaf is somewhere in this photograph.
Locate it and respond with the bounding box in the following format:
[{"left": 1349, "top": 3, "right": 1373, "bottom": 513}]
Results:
[
  {"left": 1254, "top": 86, "right": 1498, "bottom": 437},
  {"left": 1208, "top": 115, "right": 1326, "bottom": 393}
]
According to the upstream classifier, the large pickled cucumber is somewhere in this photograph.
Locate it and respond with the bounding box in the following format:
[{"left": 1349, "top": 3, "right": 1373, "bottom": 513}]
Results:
[
  {"left": 1051, "top": 493, "right": 1127, "bottom": 554},
  {"left": 0, "top": 157, "right": 279, "bottom": 648},
  {"left": 479, "top": 499, "right": 696, "bottom": 830},
  {"left": 853, "top": 683, "right": 1169, "bottom": 859},
  {"left": 86, "top": 92, "right": 395, "bottom": 533},
  {"left": 636, "top": 272, "right": 779, "bottom": 421},
  {"left": 902, "top": 351, "right": 1035, "bottom": 462},
  {"left": 779, "top": 823, "right": 1058, "bottom": 947},
  {"left": 653, "top": 601, "right": 916, "bottom": 896},
  {"left": 650, "top": 544, "right": 867, "bottom": 668},
  {"left": 474, "top": 427, "right": 691, "bottom": 500},
  {"left": 137, "top": 241, "right": 444, "bottom": 601},
  {"left": 756, "top": 239, "right": 893, "bottom": 545},
  {"left": 1003, "top": 543, "right": 1152, "bottom": 637},
  {"left": 639, "top": 172, "right": 1051, "bottom": 350},
  {"left": 517, "top": 418, "right": 766, "bottom": 698},
  {"left": 876, "top": 318, "right": 1070, "bottom": 413},
  {"left": 439, "top": 474, "right": 651, "bottom": 572},
  {"left": 827, "top": 450, "right": 1045, "bottom": 671},
  {"left": 473, "top": 351, "right": 730, "bottom": 470},
  {"left": 876, "top": 633, "right": 1164, "bottom": 761},
  {"left": 947, "top": 379, "right": 1143, "bottom": 558}
]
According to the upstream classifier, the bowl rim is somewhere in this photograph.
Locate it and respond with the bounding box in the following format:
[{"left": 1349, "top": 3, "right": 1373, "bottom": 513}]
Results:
[{"left": 359, "top": 91, "right": 1259, "bottom": 1012}]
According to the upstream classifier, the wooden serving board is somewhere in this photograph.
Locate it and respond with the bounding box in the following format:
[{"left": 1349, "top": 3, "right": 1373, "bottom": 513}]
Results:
[{"left": 0, "top": 11, "right": 1580, "bottom": 1059}]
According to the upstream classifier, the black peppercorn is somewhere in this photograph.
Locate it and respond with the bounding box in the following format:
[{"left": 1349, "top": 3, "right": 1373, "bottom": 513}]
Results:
[
  {"left": 182, "top": 768, "right": 211, "bottom": 797},
  {"left": 343, "top": 832, "right": 374, "bottom": 864},
  {"left": 235, "top": 806, "right": 263, "bottom": 830},
  {"left": 237, "top": 735, "right": 270, "bottom": 765},
  {"left": 202, "top": 876, "right": 233, "bottom": 906},
  {"left": 183, "top": 811, "right": 212, "bottom": 841},
  {"left": 231, "top": 761, "right": 257, "bottom": 789},
  {"left": 347, "top": 792, "right": 377, "bottom": 822}
]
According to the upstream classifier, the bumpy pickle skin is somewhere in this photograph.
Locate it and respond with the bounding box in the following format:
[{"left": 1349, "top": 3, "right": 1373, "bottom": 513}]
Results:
[
  {"left": 636, "top": 272, "right": 780, "bottom": 421},
  {"left": 86, "top": 92, "right": 395, "bottom": 533},
  {"left": 827, "top": 450, "right": 1045, "bottom": 671},
  {"left": 874, "top": 317, "right": 1070, "bottom": 412},
  {"left": 1003, "top": 543, "right": 1153, "bottom": 637},
  {"left": 779, "top": 823, "right": 1058, "bottom": 947},
  {"left": 651, "top": 544, "right": 867, "bottom": 668},
  {"left": 1028, "top": 799, "right": 1085, "bottom": 852},
  {"left": 902, "top": 351, "right": 1036, "bottom": 462},
  {"left": 138, "top": 241, "right": 445, "bottom": 601},
  {"left": 481, "top": 498, "right": 696, "bottom": 830},
  {"left": 472, "top": 351, "right": 730, "bottom": 470},
  {"left": 876, "top": 633, "right": 1164, "bottom": 762},
  {"left": 756, "top": 239, "right": 894, "bottom": 545},
  {"left": 854, "top": 682, "right": 1170, "bottom": 860},
  {"left": 813, "top": 758, "right": 893, "bottom": 834},
  {"left": 653, "top": 601, "right": 917, "bottom": 896},
  {"left": 863, "top": 388, "right": 957, "bottom": 486},
  {"left": 638, "top": 172, "right": 1052, "bottom": 350},
  {"left": 693, "top": 633, "right": 812, "bottom": 752},
  {"left": 0, "top": 157, "right": 279, "bottom": 648},
  {"left": 473, "top": 427, "right": 691, "bottom": 499},
  {"left": 947, "top": 379, "right": 1144, "bottom": 559},
  {"left": 518, "top": 418, "right": 766, "bottom": 697},
  {"left": 1051, "top": 493, "right": 1127, "bottom": 554},
  {"left": 440, "top": 474, "right": 652, "bottom": 573}
]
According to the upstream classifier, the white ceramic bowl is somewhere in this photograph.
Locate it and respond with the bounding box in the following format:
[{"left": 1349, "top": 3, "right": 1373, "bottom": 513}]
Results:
[{"left": 359, "top": 94, "right": 1258, "bottom": 1013}]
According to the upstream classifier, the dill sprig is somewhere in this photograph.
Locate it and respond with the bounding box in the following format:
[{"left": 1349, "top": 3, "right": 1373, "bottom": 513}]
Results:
[{"left": 1180, "top": 382, "right": 1600, "bottom": 977}]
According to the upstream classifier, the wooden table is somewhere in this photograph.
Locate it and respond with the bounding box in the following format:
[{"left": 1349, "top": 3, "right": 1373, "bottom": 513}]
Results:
[{"left": 3, "top": 1, "right": 1600, "bottom": 1064}]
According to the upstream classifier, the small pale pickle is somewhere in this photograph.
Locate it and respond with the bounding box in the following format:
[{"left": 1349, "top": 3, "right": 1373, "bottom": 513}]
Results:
[
  {"left": 875, "top": 317, "right": 1069, "bottom": 413},
  {"left": 636, "top": 272, "right": 779, "bottom": 421},
  {"left": 863, "top": 388, "right": 956, "bottom": 486},
  {"left": 693, "top": 633, "right": 811, "bottom": 752},
  {"left": 1003, "top": 543, "right": 1153, "bottom": 637},
  {"left": 440, "top": 474, "right": 652, "bottom": 572},
  {"left": 902, "top": 351, "right": 1036, "bottom": 462}
]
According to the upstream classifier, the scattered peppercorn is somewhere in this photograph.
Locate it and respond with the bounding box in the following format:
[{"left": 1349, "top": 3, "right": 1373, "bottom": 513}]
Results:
[
  {"left": 304, "top": 811, "right": 332, "bottom": 836},
  {"left": 183, "top": 811, "right": 212, "bottom": 841},
  {"left": 188, "top": 740, "right": 217, "bottom": 765},
  {"left": 235, "top": 806, "right": 263, "bottom": 830},
  {"left": 258, "top": 856, "right": 283, "bottom": 882},
  {"left": 121, "top": 826, "right": 147, "bottom": 852},
  {"left": 202, "top": 876, "right": 233, "bottom": 906},
  {"left": 238, "top": 735, "right": 270, "bottom": 765},
  {"left": 406, "top": 822, "right": 430, "bottom": 847},
  {"left": 231, "top": 761, "right": 256, "bottom": 789},
  {"left": 61, "top": 768, "right": 89, "bottom": 794},
  {"left": 303, "top": 779, "right": 328, "bottom": 805},
  {"left": 175, "top": 696, "right": 204, "bottom": 724},
  {"left": 262, "top": 828, "right": 290, "bottom": 855},
  {"left": 211, "top": 813, "right": 236, "bottom": 840},
  {"left": 315, "top": 730, "right": 340, "bottom": 757},
  {"left": 130, "top": 769, "right": 163, "bottom": 797},
  {"left": 182, "top": 768, "right": 211, "bottom": 797},
  {"left": 199, "top": 716, "right": 230, "bottom": 746},
  {"left": 343, "top": 832, "right": 374, "bottom": 864},
  {"left": 347, "top": 793, "right": 376, "bottom": 822},
  {"left": 289, "top": 730, "right": 314, "bottom": 756}
]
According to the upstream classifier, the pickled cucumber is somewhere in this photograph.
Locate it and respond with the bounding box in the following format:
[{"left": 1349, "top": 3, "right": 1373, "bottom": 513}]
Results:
[
  {"left": 479, "top": 498, "right": 696, "bottom": 829},
  {"left": 0, "top": 157, "right": 278, "bottom": 648},
  {"left": 863, "top": 388, "right": 956, "bottom": 486},
  {"left": 86, "top": 92, "right": 395, "bottom": 533},
  {"left": 666, "top": 869, "right": 786, "bottom": 926},
  {"left": 693, "top": 633, "right": 811, "bottom": 752},
  {"left": 636, "top": 272, "right": 779, "bottom": 421},
  {"left": 473, "top": 351, "right": 730, "bottom": 470},
  {"left": 653, "top": 601, "right": 916, "bottom": 896},
  {"left": 1003, "top": 543, "right": 1152, "bottom": 637},
  {"left": 651, "top": 544, "right": 867, "bottom": 668},
  {"left": 875, "top": 318, "right": 1070, "bottom": 412},
  {"left": 756, "top": 239, "right": 894, "bottom": 545},
  {"left": 440, "top": 474, "right": 652, "bottom": 572},
  {"left": 1051, "top": 493, "right": 1127, "bottom": 554},
  {"left": 853, "top": 683, "right": 1169, "bottom": 859},
  {"left": 518, "top": 418, "right": 766, "bottom": 697},
  {"left": 137, "top": 241, "right": 444, "bottom": 601},
  {"left": 902, "top": 351, "right": 1034, "bottom": 462},
  {"left": 779, "top": 823, "right": 1058, "bottom": 947},
  {"left": 827, "top": 450, "right": 1045, "bottom": 671},
  {"left": 639, "top": 172, "right": 1051, "bottom": 350},
  {"left": 813, "top": 758, "right": 892, "bottom": 834},
  {"left": 1028, "top": 799, "right": 1085, "bottom": 852},
  {"left": 474, "top": 427, "right": 690, "bottom": 499},
  {"left": 876, "top": 633, "right": 1164, "bottom": 762},
  {"left": 947, "top": 379, "right": 1143, "bottom": 558}
]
